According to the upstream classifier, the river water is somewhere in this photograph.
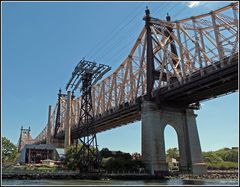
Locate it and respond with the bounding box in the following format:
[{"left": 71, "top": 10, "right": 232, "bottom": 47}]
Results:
[{"left": 2, "top": 179, "right": 238, "bottom": 185}]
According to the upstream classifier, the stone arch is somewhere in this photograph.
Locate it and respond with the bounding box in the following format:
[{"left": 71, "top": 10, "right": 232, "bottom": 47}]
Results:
[
  {"left": 160, "top": 110, "right": 193, "bottom": 172},
  {"left": 162, "top": 123, "right": 188, "bottom": 172},
  {"left": 163, "top": 124, "right": 179, "bottom": 171},
  {"left": 141, "top": 101, "right": 206, "bottom": 174}
]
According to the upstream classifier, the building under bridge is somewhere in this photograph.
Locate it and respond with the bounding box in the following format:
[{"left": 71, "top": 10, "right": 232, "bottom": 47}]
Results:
[{"left": 18, "top": 144, "right": 59, "bottom": 164}]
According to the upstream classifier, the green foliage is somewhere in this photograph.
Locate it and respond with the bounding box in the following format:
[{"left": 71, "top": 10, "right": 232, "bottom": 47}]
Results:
[
  {"left": 2, "top": 137, "right": 18, "bottom": 163},
  {"left": 202, "top": 148, "right": 238, "bottom": 163},
  {"left": 215, "top": 148, "right": 238, "bottom": 162},
  {"left": 164, "top": 147, "right": 238, "bottom": 171},
  {"left": 101, "top": 157, "right": 113, "bottom": 167},
  {"left": 166, "top": 148, "right": 179, "bottom": 159},
  {"left": 63, "top": 144, "right": 99, "bottom": 171},
  {"left": 63, "top": 144, "right": 82, "bottom": 170},
  {"left": 63, "top": 146, "right": 238, "bottom": 171},
  {"left": 34, "top": 166, "right": 58, "bottom": 172},
  {"left": 206, "top": 161, "right": 238, "bottom": 170},
  {"left": 100, "top": 148, "right": 112, "bottom": 158},
  {"left": 3, "top": 164, "right": 63, "bottom": 174},
  {"left": 166, "top": 147, "right": 179, "bottom": 163},
  {"left": 166, "top": 148, "right": 180, "bottom": 171},
  {"left": 100, "top": 149, "right": 145, "bottom": 172},
  {"left": 202, "top": 151, "right": 223, "bottom": 163},
  {"left": 202, "top": 147, "right": 238, "bottom": 170}
]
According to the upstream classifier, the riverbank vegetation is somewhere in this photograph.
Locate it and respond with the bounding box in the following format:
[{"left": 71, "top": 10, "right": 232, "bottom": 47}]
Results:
[
  {"left": 2, "top": 136, "right": 238, "bottom": 173},
  {"left": 2, "top": 137, "right": 19, "bottom": 163},
  {"left": 63, "top": 146, "right": 145, "bottom": 172},
  {"left": 202, "top": 147, "right": 238, "bottom": 170},
  {"left": 100, "top": 148, "right": 145, "bottom": 172},
  {"left": 165, "top": 147, "right": 238, "bottom": 170},
  {"left": 3, "top": 164, "right": 63, "bottom": 174}
]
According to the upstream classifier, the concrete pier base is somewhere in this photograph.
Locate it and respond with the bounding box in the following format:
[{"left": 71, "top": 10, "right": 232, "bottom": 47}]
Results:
[{"left": 141, "top": 101, "right": 206, "bottom": 175}]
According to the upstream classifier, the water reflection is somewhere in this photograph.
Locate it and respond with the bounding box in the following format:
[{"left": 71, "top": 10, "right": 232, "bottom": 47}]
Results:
[
  {"left": 2, "top": 179, "right": 238, "bottom": 185},
  {"left": 182, "top": 179, "right": 205, "bottom": 185}
]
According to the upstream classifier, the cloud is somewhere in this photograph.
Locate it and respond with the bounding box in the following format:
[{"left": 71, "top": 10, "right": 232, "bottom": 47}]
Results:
[{"left": 187, "top": 1, "right": 201, "bottom": 8}]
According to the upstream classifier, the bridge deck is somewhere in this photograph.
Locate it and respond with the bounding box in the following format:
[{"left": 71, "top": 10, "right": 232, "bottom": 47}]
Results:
[
  {"left": 155, "top": 53, "right": 238, "bottom": 106},
  {"left": 53, "top": 54, "right": 238, "bottom": 140}
]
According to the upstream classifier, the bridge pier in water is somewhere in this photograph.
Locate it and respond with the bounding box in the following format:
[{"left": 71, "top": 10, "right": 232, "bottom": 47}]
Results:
[{"left": 141, "top": 101, "right": 206, "bottom": 175}]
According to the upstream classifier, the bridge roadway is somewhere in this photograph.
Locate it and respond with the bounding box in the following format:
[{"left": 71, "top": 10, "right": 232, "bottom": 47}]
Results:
[{"left": 52, "top": 53, "right": 238, "bottom": 140}]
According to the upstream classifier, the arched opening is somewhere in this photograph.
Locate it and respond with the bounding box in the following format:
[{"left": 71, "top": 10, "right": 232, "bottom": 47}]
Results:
[{"left": 164, "top": 124, "right": 179, "bottom": 172}]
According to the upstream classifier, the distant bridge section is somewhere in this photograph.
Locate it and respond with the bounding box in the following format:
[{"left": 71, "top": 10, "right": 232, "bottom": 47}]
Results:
[{"left": 17, "top": 126, "right": 34, "bottom": 152}]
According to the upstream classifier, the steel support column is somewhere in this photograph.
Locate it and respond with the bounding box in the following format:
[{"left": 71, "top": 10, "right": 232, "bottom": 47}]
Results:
[
  {"left": 47, "top": 105, "right": 52, "bottom": 144},
  {"left": 145, "top": 7, "right": 155, "bottom": 101},
  {"left": 64, "top": 91, "right": 72, "bottom": 153}
]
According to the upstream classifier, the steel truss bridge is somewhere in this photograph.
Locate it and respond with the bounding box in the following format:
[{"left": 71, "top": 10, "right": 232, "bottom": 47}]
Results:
[{"left": 19, "top": 3, "right": 238, "bottom": 147}]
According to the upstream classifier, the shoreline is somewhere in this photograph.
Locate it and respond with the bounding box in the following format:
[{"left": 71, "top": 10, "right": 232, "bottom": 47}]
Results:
[
  {"left": 2, "top": 170, "right": 238, "bottom": 180},
  {"left": 167, "top": 170, "right": 238, "bottom": 180},
  {"left": 2, "top": 173, "right": 164, "bottom": 180}
]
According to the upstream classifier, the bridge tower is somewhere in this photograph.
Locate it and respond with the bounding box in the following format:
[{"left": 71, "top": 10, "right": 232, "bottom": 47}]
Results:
[
  {"left": 66, "top": 59, "right": 111, "bottom": 173},
  {"left": 52, "top": 89, "right": 70, "bottom": 149},
  {"left": 142, "top": 8, "right": 206, "bottom": 175},
  {"left": 18, "top": 126, "right": 33, "bottom": 152}
]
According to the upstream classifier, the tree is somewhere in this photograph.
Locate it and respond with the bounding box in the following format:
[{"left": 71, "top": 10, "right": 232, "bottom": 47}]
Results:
[
  {"left": 100, "top": 148, "right": 112, "bottom": 158},
  {"left": 222, "top": 150, "right": 238, "bottom": 162},
  {"left": 64, "top": 144, "right": 100, "bottom": 171},
  {"left": 64, "top": 144, "right": 80, "bottom": 170},
  {"left": 2, "top": 137, "right": 18, "bottom": 163},
  {"left": 202, "top": 151, "right": 223, "bottom": 163},
  {"left": 166, "top": 148, "right": 179, "bottom": 160},
  {"left": 215, "top": 148, "right": 238, "bottom": 162},
  {"left": 122, "top": 153, "right": 132, "bottom": 160},
  {"left": 100, "top": 149, "right": 145, "bottom": 172}
]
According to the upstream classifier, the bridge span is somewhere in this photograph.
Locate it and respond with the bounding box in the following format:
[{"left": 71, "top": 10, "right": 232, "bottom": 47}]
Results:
[{"left": 18, "top": 2, "right": 238, "bottom": 175}]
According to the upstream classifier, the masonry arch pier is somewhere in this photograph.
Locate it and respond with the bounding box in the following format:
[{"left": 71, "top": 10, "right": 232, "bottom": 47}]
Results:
[{"left": 141, "top": 101, "right": 206, "bottom": 175}]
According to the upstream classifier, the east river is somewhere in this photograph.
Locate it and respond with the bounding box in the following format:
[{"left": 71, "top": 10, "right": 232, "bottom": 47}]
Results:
[{"left": 2, "top": 178, "right": 238, "bottom": 185}]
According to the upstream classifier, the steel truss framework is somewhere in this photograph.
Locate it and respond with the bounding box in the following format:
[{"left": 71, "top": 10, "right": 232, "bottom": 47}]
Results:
[
  {"left": 64, "top": 60, "right": 111, "bottom": 173},
  {"left": 31, "top": 3, "right": 238, "bottom": 146}
]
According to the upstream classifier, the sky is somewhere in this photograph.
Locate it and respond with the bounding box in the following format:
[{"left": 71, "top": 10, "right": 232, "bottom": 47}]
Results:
[{"left": 2, "top": 1, "right": 238, "bottom": 154}]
